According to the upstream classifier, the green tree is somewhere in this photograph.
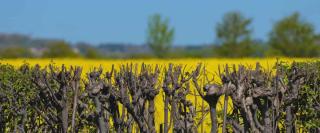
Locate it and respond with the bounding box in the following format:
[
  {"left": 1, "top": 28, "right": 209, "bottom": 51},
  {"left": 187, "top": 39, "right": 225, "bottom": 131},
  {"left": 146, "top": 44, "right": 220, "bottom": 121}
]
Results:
[
  {"left": 0, "top": 46, "right": 33, "bottom": 58},
  {"left": 85, "top": 48, "right": 103, "bottom": 58},
  {"left": 268, "top": 12, "right": 319, "bottom": 57},
  {"left": 214, "top": 11, "right": 257, "bottom": 57},
  {"left": 147, "top": 14, "right": 174, "bottom": 58},
  {"left": 76, "top": 43, "right": 103, "bottom": 58},
  {"left": 43, "top": 41, "right": 80, "bottom": 58}
]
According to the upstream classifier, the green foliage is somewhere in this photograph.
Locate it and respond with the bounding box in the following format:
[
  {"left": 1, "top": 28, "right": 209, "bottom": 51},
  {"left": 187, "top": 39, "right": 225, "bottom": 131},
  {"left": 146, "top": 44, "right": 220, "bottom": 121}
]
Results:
[
  {"left": 213, "top": 11, "right": 257, "bottom": 57},
  {"left": 43, "top": 41, "right": 80, "bottom": 58},
  {"left": 147, "top": 14, "right": 174, "bottom": 58},
  {"left": 275, "top": 61, "right": 320, "bottom": 131},
  {"left": 0, "top": 46, "right": 33, "bottom": 58},
  {"left": 76, "top": 43, "right": 103, "bottom": 59},
  {"left": 166, "top": 48, "right": 214, "bottom": 58},
  {"left": 268, "top": 12, "right": 319, "bottom": 57},
  {"left": 128, "top": 53, "right": 156, "bottom": 59},
  {"left": 84, "top": 48, "right": 103, "bottom": 59},
  {"left": 295, "top": 62, "right": 320, "bottom": 130},
  {"left": 0, "top": 63, "right": 35, "bottom": 131}
]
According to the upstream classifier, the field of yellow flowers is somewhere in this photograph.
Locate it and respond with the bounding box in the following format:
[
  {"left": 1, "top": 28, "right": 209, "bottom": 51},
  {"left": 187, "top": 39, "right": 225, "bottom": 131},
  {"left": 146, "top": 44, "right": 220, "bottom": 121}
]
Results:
[
  {"left": 2, "top": 58, "right": 314, "bottom": 73},
  {"left": 0, "top": 58, "right": 316, "bottom": 132}
]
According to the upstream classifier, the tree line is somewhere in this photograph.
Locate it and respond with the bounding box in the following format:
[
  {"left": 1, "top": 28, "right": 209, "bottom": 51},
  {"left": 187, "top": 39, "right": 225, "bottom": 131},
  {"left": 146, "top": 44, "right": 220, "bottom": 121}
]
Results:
[
  {"left": 0, "top": 61, "right": 319, "bottom": 132},
  {"left": 148, "top": 12, "right": 320, "bottom": 58},
  {"left": 1, "top": 11, "right": 320, "bottom": 59}
]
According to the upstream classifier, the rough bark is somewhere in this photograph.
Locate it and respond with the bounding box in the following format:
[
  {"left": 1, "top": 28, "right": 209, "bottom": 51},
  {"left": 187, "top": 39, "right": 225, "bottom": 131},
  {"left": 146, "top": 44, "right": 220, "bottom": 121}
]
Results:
[
  {"left": 222, "top": 94, "right": 228, "bottom": 133},
  {"left": 285, "top": 106, "right": 295, "bottom": 133}
]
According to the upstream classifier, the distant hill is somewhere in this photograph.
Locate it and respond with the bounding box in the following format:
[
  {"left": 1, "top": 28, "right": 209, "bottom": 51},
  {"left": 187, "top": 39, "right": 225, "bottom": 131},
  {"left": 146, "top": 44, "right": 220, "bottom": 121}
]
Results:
[
  {"left": 0, "top": 33, "right": 63, "bottom": 48},
  {"left": 98, "top": 43, "right": 151, "bottom": 54}
]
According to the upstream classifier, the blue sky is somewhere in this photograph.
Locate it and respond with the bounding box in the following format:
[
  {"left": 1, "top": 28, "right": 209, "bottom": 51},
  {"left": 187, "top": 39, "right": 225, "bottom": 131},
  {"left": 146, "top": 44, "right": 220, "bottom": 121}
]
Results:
[{"left": 0, "top": 0, "right": 319, "bottom": 45}]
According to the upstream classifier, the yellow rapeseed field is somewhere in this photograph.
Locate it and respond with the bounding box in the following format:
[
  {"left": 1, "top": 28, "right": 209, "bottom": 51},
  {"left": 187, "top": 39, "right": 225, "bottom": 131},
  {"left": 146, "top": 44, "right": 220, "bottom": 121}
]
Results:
[{"left": 0, "top": 58, "right": 316, "bottom": 132}]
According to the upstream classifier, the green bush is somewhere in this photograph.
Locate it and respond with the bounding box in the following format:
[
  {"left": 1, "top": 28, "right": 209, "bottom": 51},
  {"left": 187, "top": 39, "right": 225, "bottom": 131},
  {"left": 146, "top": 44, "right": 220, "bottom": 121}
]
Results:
[
  {"left": 43, "top": 41, "right": 80, "bottom": 58},
  {"left": 0, "top": 46, "right": 33, "bottom": 58}
]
